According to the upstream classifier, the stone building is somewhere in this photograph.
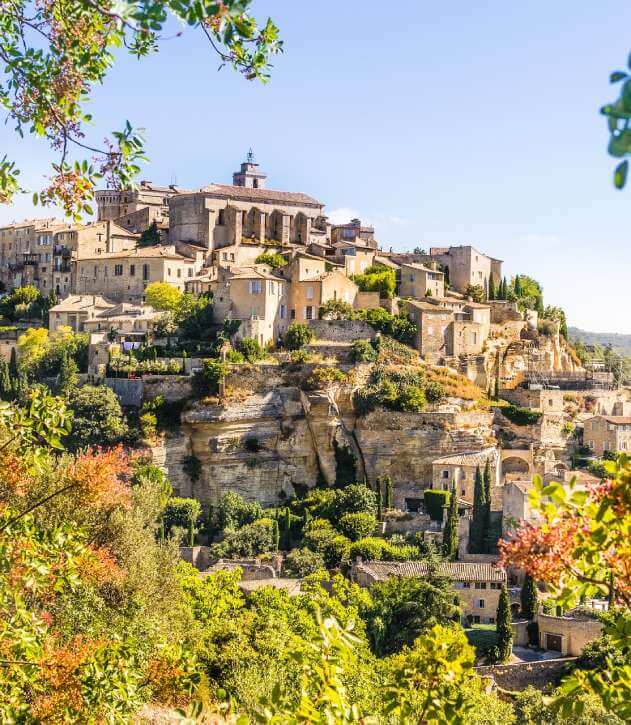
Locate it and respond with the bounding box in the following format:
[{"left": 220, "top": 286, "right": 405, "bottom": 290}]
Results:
[
  {"left": 583, "top": 415, "right": 631, "bottom": 455},
  {"left": 73, "top": 245, "right": 200, "bottom": 302},
  {"left": 168, "top": 156, "right": 328, "bottom": 254},
  {"left": 330, "top": 240, "right": 376, "bottom": 276},
  {"left": 48, "top": 295, "right": 116, "bottom": 332},
  {"left": 95, "top": 180, "right": 184, "bottom": 231},
  {"left": 213, "top": 264, "right": 288, "bottom": 346},
  {"left": 350, "top": 560, "right": 507, "bottom": 624},
  {"left": 431, "top": 447, "right": 500, "bottom": 504},
  {"left": 399, "top": 262, "right": 445, "bottom": 299},
  {"left": 428, "top": 245, "right": 502, "bottom": 296},
  {"left": 500, "top": 386, "right": 564, "bottom": 413},
  {"left": 330, "top": 217, "right": 377, "bottom": 249},
  {"left": 537, "top": 611, "right": 604, "bottom": 656}
]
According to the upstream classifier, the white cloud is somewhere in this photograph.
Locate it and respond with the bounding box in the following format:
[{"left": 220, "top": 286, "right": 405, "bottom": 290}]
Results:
[{"left": 326, "top": 207, "right": 361, "bottom": 225}]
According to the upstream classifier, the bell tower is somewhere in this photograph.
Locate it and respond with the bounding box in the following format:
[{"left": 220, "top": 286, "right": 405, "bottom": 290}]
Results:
[{"left": 232, "top": 149, "right": 267, "bottom": 189}]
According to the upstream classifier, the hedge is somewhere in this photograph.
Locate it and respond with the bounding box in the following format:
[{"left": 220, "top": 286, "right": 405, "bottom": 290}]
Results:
[
  {"left": 423, "top": 489, "right": 450, "bottom": 522},
  {"left": 501, "top": 404, "right": 543, "bottom": 426}
]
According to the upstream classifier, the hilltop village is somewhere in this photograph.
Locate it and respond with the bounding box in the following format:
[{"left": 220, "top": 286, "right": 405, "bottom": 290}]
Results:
[{"left": 1, "top": 153, "right": 628, "bottom": 677}]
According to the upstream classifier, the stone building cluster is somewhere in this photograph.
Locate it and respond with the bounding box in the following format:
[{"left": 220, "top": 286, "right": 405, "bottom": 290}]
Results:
[{"left": 0, "top": 153, "right": 513, "bottom": 356}]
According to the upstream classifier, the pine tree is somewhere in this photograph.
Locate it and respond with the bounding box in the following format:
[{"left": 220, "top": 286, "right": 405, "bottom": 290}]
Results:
[
  {"left": 520, "top": 574, "right": 539, "bottom": 621},
  {"left": 139, "top": 221, "right": 161, "bottom": 247},
  {"left": 384, "top": 476, "right": 393, "bottom": 510},
  {"left": 57, "top": 348, "right": 79, "bottom": 395},
  {"left": 442, "top": 486, "right": 459, "bottom": 561},
  {"left": 496, "top": 585, "right": 513, "bottom": 662},
  {"left": 488, "top": 275, "right": 496, "bottom": 301},
  {"left": 469, "top": 465, "right": 487, "bottom": 554}
]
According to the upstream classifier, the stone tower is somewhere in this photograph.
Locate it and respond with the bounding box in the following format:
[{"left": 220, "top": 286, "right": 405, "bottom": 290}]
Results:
[{"left": 232, "top": 149, "right": 267, "bottom": 189}]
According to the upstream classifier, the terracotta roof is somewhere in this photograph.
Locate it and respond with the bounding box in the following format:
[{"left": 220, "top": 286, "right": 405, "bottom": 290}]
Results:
[
  {"left": 238, "top": 578, "right": 302, "bottom": 596},
  {"left": 357, "top": 560, "right": 506, "bottom": 583},
  {"left": 373, "top": 255, "right": 400, "bottom": 269},
  {"left": 405, "top": 298, "right": 451, "bottom": 313},
  {"left": 600, "top": 416, "right": 631, "bottom": 425},
  {"left": 401, "top": 262, "right": 444, "bottom": 274},
  {"left": 78, "top": 245, "right": 194, "bottom": 262},
  {"left": 432, "top": 447, "right": 498, "bottom": 466},
  {"left": 197, "top": 183, "right": 323, "bottom": 207},
  {"left": 49, "top": 294, "right": 115, "bottom": 313},
  {"left": 226, "top": 265, "right": 284, "bottom": 281}
]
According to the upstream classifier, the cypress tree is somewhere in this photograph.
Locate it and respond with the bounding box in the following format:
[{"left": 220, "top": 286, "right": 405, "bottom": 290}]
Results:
[
  {"left": 283, "top": 507, "right": 292, "bottom": 549},
  {"left": 271, "top": 519, "right": 280, "bottom": 551},
  {"left": 500, "top": 277, "right": 508, "bottom": 300},
  {"left": 376, "top": 479, "right": 383, "bottom": 521},
  {"left": 469, "top": 465, "right": 486, "bottom": 554},
  {"left": 384, "top": 476, "right": 393, "bottom": 510},
  {"left": 520, "top": 574, "right": 539, "bottom": 621},
  {"left": 8, "top": 348, "right": 18, "bottom": 378},
  {"left": 496, "top": 585, "right": 513, "bottom": 662},
  {"left": 188, "top": 518, "right": 195, "bottom": 547},
  {"left": 488, "top": 275, "right": 496, "bottom": 301},
  {"left": 482, "top": 458, "right": 493, "bottom": 553},
  {"left": 442, "top": 486, "right": 459, "bottom": 561},
  {"left": 57, "top": 348, "right": 79, "bottom": 395},
  {"left": 0, "top": 361, "right": 11, "bottom": 401},
  {"left": 535, "top": 295, "right": 544, "bottom": 317},
  {"left": 514, "top": 274, "right": 522, "bottom": 297}
]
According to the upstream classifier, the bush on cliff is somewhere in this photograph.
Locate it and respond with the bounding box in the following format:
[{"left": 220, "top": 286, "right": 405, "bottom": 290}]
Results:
[{"left": 283, "top": 323, "right": 315, "bottom": 350}]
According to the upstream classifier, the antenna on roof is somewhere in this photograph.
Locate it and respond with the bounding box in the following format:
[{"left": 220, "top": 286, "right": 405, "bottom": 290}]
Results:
[
  {"left": 170, "top": 171, "right": 177, "bottom": 186},
  {"left": 247, "top": 148, "right": 255, "bottom": 164}
]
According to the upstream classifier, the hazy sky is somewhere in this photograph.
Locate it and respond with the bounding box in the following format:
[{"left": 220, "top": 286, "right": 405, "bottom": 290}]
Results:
[{"left": 1, "top": 1, "right": 630, "bottom": 332}]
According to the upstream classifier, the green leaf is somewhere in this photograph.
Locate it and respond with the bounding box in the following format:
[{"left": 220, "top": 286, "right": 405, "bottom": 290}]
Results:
[
  {"left": 610, "top": 71, "right": 627, "bottom": 83},
  {"left": 614, "top": 160, "right": 628, "bottom": 189}
]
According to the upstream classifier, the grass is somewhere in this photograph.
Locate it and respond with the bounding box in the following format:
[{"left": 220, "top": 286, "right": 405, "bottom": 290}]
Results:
[{"left": 465, "top": 625, "right": 498, "bottom": 655}]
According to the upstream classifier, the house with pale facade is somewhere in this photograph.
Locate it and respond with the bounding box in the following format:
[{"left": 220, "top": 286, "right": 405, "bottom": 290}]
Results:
[
  {"left": 427, "top": 245, "right": 502, "bottom": 296},
  {"left": 73, "top": 245, "right": 200, "bottom": 302},
  {"left": 350, "top": 560, "right": 507, "bottom": 625},
  {"left": 48, "top": 295, "right": 116, "bottom": 332},
  {"left": 399, "top": 262, "right": 445, "bottom": 299},
  {"left": 213, "top": 264, "right": 288, "bottom": 346},
  {"left": 330, "top": 217, "right": 377, "bottom": 249},
  {"left": 431, "top": 448, "right": 501, "bottom": 505},
  {"left": 583, "top": 415, "right": 631, "bottom": 455}
]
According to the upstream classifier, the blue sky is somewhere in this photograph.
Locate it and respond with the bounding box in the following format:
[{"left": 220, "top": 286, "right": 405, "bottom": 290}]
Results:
[{"left": 1, "top": 0, "right": 630, "bottom": 332}]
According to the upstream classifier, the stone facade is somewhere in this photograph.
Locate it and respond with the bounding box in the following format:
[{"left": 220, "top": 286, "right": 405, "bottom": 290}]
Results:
[
  {"left": 307, "top": 319, "right": 376, "bottom": 342},
  {"left": 428, "top": 245, "right": 502, "bottom": 296},
  {"left": 399, "top": 262, "right": 445, "bottom": 299},
  {"left": 537, "top": 612, "right": 604, "bottom": 656},
  {"left": 583, "top": 415, "right": 631, "bottom": 455}
]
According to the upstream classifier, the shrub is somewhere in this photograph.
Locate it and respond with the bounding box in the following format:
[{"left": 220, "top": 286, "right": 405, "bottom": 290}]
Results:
[
  {"left": 237, "top": 337, "right": 265, "bottom": 362},
  {"left": 283, "top": 547, "right": 326, "bottom": 577},
  {"left": 348, "top": 537, "right": 385, "bottom": 561},
  {"left": 254, "top": 251, "right": 287, "bottom": 268},
  {"left": 353, "top": 307, "right": 417, "bottom": 346},
  {"left": 381, "top": 542, "right": 423, "bottom": 561},
  {"left": 463, "top": 284, "right": 486, "bottom": 303},
  {"left": 352, "top": 267, "right": 396, "bottom": 299},
  {"left": 338, "top": 512, "right": 377, "bottom": 541},
  {"left": 210, "top": 519, "right": 275, "bottom": 558},
  {"left": 322, "top": 534, "right": 351, "bottom": 568},
  {"left": 183, "top": 454, "right": 202, "bottom": 483},
  {"left": 289, "top": 349, "right": 311, "bottom": 364},
  {"left": 337, "top": 484, "right": 377, "bottom": 516},
  {"left": 423, "top": 489, "right": 450, "bottom": 522},
  {"left": 501, "top": 404, "right": 543, "bottom": 426},
  {"left": 319, "top": 299, "right": 354, "bottom": 320},
  {"left": 225, "top": 348, "right": 245, "bottom": 363},
  {"left": 305, "top": 366, "right": 347, "bottom": 390},
  {"left": 139, "top": 412, "right": 158, "bottom": 440},
  {"left": 350, "top": 338, "right": 377, "bottom": 363},
  {"left": 66, "top": 384, "right": 128, "bottom": 451},
  {"left": 163, "top": 497, "right": 202, "bottom": 539},
  {"left": 192, "top": 359, "right": 228, "bottom": 397},
  {"left": 217, "top": 491, "right": 263, "bottom": 532},
  {"left": 396, "top": 385, "right": 426, "bottom": 412},
  {"left": 283, "top": 323, "right": 315, "bottom": 350},
  {"left": 424, "top": 381, "right": 446, "bottom": 403}
]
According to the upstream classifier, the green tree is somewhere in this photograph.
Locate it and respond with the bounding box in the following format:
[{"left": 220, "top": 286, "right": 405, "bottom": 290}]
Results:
[
  {"left": 352, "top": 266, "right": 397, "bottom": 299},
  {"left": 496, "top": 584, "right": 513, "bottom": 662},
  {"left": 514, "top": 274, "right": 523, "bottom": 297},
  {"left": 338, "top": 512, "right": 377, "bottom": 542},
  {"left": 0, "top": 1, "right": 281, "bottom": 217},
  {"left": 488, "top": 275, "right": 496, "bottom": 300},
  {"left": 283, "top": 547, "right": 326, "bottom": 577},
  {"left": 482, "top": 458, "right": 492, "bottom": 552},
  {"left": 254, "top": 251, "right": 287, "bottom": 268},
  {"left": 0, "top": 361, "right": 11, "bottom": 401},
  {"left": 8, "top": 348, "right": 18, "bottom": 378},
  {"left": 283, "top": 323, "right": 315, "bottom": 350},
  {"left": 138, "top": 221, "right": 161, "bottom": 247},
  {"left": 376, "top": 478, "right": 383, "bottom": 520},
  {"left": 145, "top": 282, "right": 183, "bottom": 312},
  {"left": 464, "top": 284, "right": 486, "bottom": 303},
  {"left": 520, "top": 574, "right": 539, "bottom": 621},
  {"left": 469, "top": 466, "right": 487, "bottom": 554},
  {"left": 442, "top": 485, "right": 459, "bottom": 561},
  {"left": 56, "top": 348, "right": 79, "bottom": 395},
  {"left": 384, "top": 475, "right": 394, "bottom": 510},
  {"left": 362, "top": 574, "right": 461, "bottom": 655},
  {"left": 602, "top": 62, "right": 631, "bottom": 189},
  {"left": 66, "top": 384, "right": 128, "bottom": 451}
]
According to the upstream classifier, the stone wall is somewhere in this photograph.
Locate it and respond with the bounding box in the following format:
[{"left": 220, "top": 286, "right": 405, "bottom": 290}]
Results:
[
  {"left": 143, "top": 374, "right": 193, "bottom": 401},
  {"left": 475, "top": 658, "right": 574, "bottom": 691},
  {"left": 104, "top": 378, "right": 144, "bottom": 407},
  {"left": 307, "top": 319, "right": 375, "bottom": 342},
  {"left": 538, "top": 613, "right": 604, "bottom": 656}
]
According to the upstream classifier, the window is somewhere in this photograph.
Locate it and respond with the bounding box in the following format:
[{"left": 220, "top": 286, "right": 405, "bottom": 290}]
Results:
[
  {"left": 167, "top": 268, "right": 172, "bottom": 277},
  {"left": 130, "top": 264, "right": 135, "bottom": 276},
  {"left": 218, "top": 209, "right": 225, "bottom": 226},
  {"left": 305, "top": 306, "right": 313, "bottom": 320},
  {"left": 291, "top": 309, "right": 296, "bottom": 320},
  {"left": 114, "top": 264, "right": 123, "bottom": 276},
  {"left": 143, "top": 264, "right": 149, "bottom": 281},
  {"left": 230, "top": 253, "right": 235, "bottom": 261},
  {"left": 486, "top": 617, "right": 495, "bottom": 624},
  {"left": 280, "top": 304, "right": 286, "bottom": 319},
  {"left": 471, "top": 332, "right": 477, "bottom": 345},
  {"left": 177, "top": 269, "right": 182, "bottom": 278},
  {"left": 188, "top": 268, "right": 193, "bottom": 277},
  {"left": 306, "top": 286, "right": 314, "bottom": 300},
  {"left": 472, "top": 615, "right": 480, "bottom": 624},
  {"left": 476, "top": 599, "right": 485, "bottom": 609},
  {"left": 249, "top": 280, "right": 262, "bottom": 294},
  {"left": 490, "top": 582, "right": 502, "bottom": 590},
  {"left": 474, "top": 582, "right": 487, "bottom": 590},
  {"left": 442, "top": 469, "right": 449, "bottom": 479}
]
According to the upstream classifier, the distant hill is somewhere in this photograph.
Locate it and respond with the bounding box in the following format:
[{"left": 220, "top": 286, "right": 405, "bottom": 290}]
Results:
[{"left": 568, "top": 327, "right": 631, "bottom": 356}]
